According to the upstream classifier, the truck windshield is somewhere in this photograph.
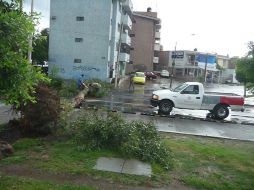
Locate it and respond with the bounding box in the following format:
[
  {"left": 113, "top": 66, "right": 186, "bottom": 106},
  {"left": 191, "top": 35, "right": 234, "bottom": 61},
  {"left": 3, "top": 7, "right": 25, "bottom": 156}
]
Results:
[{"left": 173, "top": 83, "right": 188, "bottom": 92}]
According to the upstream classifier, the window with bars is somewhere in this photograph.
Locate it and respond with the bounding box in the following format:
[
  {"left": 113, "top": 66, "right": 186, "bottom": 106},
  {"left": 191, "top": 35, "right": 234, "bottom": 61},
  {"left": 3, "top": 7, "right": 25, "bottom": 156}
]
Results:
[
  {"left": 76, "top": 16, "right": 84, "bottom": 21},
  {"left": 75, "top": 38, "right": 83, "bottom": 42},
  {"left": 74, "top": 59, "right": 82, "bottom": 63}
]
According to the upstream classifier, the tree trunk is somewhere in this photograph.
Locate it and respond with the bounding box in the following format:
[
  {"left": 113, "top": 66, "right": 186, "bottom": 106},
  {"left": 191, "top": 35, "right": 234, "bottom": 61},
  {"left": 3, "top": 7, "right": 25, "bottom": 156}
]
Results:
[{"left": 72, "top": 88, "right": 88, "bottom": 108}]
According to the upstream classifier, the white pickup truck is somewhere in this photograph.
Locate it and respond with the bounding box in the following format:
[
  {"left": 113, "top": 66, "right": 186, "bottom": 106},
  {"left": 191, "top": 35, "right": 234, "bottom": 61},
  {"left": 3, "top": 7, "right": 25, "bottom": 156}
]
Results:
[{"left": 150, "top": 82, "right": 244, "bottom": 120}]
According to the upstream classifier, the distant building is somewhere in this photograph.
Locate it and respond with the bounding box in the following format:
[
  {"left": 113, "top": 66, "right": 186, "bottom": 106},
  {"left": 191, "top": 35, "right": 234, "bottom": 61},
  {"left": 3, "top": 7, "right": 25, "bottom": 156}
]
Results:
[
  {"left": 168, "top": 50, "right": 218, "bottom": 78},
  {"left": 126, "top": 8, "right": 161, "bottom": 73},
  {"left": 218, "top": 55, "right": 239, "bottom": 83},
  {"left": 159, "top": 50, "right": 219, "bottom": 82},
  {"left": 48, "top": 0, "right": 133, "bottom": 82},
  {"left": 160, "top": 50, "right": 239, "bottom": 83}
]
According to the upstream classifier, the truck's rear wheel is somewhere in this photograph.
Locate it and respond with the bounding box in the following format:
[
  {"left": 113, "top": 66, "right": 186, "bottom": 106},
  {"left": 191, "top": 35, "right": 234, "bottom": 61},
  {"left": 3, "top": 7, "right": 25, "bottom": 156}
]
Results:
[
  {"left": 213, "top": 105, "right": 229, "bottom": 120},
  {"left": 159, "top": 100, "right": 173, "bottom": 115}
]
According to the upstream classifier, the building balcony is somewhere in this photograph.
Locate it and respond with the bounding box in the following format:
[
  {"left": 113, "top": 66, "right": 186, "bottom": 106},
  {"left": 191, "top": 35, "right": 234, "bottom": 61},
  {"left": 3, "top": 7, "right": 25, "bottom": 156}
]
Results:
[
  {"left": 153, "top": 57, "right": 159, "bottom": 64},
  {"left": 119, "top": 52, "right": 130, "bottom": 62},
  {"left": 122, "top": 0, "right": 133, "bottom": 15},
  {"left": 121, "top": 33, "right": 131, "bottom": 46},
  {"left": 156, "top": 23, "right": 161, "bottom": 29},
  {"left": 154, "top": 43, "right": 160, "bottom": 51},
  {"left": 122, "top": 14, "right": 132, "bottom": 31},
  {"left": 155, "top": 32, "right": 160, "bottom": 40}
]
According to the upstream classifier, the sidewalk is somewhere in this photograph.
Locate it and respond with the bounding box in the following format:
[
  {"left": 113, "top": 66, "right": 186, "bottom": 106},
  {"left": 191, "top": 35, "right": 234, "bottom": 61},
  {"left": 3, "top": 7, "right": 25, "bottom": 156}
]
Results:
[{"left": 245, "top": 96, "right": 254, "bottom": 107}]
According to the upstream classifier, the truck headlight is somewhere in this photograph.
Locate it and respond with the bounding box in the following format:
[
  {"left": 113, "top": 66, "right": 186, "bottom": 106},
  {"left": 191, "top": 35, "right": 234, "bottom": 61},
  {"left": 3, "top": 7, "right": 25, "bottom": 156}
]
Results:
[{"left": 152, "top": 94, "right": 159, "bottom": 100}]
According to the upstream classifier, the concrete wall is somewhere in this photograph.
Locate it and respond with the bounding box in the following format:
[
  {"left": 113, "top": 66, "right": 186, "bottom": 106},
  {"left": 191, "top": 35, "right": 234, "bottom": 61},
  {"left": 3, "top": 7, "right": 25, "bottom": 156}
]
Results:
[{"left": 49, "top": 0, "right": 120, "bottom": 81}]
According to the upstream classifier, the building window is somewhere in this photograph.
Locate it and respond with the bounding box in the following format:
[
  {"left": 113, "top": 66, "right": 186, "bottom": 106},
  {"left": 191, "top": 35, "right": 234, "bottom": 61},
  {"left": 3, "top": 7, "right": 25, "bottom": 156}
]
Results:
[
  {"left": 76, "top": 16, "right": 84, "bottom": 21},
  {"left": 74, "top": 59, "right": 82, "bottom": 63},
  {"left": 75, "top": 38, "right": 83, "bottom": 42}
]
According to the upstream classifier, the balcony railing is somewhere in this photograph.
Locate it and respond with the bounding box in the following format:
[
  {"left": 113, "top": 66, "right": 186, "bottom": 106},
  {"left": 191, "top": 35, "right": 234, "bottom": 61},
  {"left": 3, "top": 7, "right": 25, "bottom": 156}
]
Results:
[
  {"left": 155, "top": 32, "right": 160, "bottom": 39},
  {"left": 153, "top": 57, "right": 159, "bottom": 63},
  {"left": 119, "top": 52, "right": 130, "bottom": 62},
  {"left": 122, "top": 0, "right": 133, "bottom": 15},
  {"left": 154, "top": 43, "right": 160, "bottom": 51},
  {"left": 121, "top": 33, "right": 131, "bottom": 46},
  {"left": 122, "top": 14, "right": 132, "bottom": 31}
]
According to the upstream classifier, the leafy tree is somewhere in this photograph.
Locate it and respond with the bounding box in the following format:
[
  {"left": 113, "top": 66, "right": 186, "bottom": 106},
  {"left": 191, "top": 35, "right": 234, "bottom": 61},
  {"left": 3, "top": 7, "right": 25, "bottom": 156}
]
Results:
[
  {"left": 32, "top": 28, "right": 49, "bottom": 64},
  {"left": 235, "top": 41, "right": 254, "bottom": 96},
  {"left": 0, "top": 0, "right": 48, "bottom": 107}
]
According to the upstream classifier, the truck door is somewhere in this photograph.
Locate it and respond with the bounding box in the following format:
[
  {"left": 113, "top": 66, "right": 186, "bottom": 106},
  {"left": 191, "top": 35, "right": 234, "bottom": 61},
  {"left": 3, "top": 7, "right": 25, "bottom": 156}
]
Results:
[{"left": 177, "top": 85, "right": 203, "bottom": 109}]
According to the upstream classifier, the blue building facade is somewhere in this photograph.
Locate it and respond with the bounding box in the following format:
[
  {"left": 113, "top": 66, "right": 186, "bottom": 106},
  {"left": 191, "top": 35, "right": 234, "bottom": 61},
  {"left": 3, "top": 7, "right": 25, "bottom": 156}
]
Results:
[{"left": 49, "top": 0, "right": 133, "bottom": 82}]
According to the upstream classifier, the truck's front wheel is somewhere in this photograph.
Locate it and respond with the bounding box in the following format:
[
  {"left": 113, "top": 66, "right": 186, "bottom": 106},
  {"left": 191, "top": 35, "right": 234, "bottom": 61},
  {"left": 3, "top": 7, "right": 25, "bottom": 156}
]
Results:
[
  {"left": 159, "top": 100, "right": 173, "bottom": 115},
  {"left": 213, "top": 105, "right": 229, "bottom": 120}
]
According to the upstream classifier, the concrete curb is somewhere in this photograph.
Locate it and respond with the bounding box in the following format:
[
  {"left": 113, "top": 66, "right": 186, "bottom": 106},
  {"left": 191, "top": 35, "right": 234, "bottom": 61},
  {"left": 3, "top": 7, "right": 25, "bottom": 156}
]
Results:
[{"left": 84, "top": 106, "right": 254, "bottom": 127}]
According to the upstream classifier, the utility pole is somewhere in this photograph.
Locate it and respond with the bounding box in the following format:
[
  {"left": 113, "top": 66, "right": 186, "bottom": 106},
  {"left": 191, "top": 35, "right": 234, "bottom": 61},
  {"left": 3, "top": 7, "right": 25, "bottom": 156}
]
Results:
[
  {"left": 28, "top": 0, "right": 34, "bottom": 63},
  {"left": 114, "top": 8, "right": 124, "bottom": 88},
  {"left": 170, "top": 42, "right": 177, "bottom": 88},
  {"left": 204, "top": 53, "right": 208, "bottom": 83}
]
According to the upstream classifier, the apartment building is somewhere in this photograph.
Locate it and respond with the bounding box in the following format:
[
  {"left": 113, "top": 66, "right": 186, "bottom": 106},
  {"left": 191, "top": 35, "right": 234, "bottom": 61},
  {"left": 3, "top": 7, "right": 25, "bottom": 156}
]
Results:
[
  {"left": 48, "top": 0, "right": 133, "bottom": 82},
  {"left": 126, "top": 8, "right": 161, "bottom": 73}
]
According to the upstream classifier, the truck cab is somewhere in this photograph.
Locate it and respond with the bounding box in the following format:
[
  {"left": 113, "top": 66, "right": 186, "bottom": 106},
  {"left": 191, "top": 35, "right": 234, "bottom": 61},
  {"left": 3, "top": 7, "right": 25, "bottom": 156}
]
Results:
[{"left": 151, "top": 82, "right": 204, "bottom": 110}]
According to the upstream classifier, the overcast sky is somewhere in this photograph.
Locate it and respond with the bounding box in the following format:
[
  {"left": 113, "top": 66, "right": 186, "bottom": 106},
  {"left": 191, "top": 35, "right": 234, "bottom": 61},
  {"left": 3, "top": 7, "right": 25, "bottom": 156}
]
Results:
[{"left": 23, "top": 0, "right": 254, "bottom": 57}]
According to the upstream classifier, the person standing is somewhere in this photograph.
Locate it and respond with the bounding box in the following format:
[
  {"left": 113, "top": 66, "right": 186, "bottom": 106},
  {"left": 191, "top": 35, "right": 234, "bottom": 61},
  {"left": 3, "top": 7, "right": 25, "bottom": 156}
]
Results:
[
  {"left": 129, "top": 73, "right": 135, "bottom": 92},
  {"left": 77, "top": 74, "right": 86, "bottom": 90}
]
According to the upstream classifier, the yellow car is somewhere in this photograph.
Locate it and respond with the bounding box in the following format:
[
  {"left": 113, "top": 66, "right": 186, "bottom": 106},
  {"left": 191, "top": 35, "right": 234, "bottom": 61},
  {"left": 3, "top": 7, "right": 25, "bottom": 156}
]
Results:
[{"left": 133, "top": 72, "right": 146, "bottom": 84}]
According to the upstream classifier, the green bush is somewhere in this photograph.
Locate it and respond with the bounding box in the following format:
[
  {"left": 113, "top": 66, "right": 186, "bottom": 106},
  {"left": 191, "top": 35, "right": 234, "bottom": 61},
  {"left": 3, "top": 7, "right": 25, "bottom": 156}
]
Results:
[
  {"left": 71, "top": 111, "right": 172, "bottom": 169},
  {"left": 48, "top": 77, "right": 63, "bottom": 92},
  {"left": 59, "top": 80, "right": 79, "bottom": 98}
]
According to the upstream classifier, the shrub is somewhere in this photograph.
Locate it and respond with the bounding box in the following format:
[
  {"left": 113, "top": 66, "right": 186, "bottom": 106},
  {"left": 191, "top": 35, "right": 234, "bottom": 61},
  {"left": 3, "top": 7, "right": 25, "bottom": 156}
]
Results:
[
  {"left": 72, "top": 110, "right": 172, "bottom": 169},
  {"left": 58, "top": 80, "right": 79, "bottom": 98}
]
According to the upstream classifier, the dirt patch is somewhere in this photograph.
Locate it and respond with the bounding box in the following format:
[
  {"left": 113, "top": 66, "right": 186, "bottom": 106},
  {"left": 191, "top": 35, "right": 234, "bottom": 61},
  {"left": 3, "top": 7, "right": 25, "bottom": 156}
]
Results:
[{"left": 0, "top": 165, "right": 193, "bottom": 190}]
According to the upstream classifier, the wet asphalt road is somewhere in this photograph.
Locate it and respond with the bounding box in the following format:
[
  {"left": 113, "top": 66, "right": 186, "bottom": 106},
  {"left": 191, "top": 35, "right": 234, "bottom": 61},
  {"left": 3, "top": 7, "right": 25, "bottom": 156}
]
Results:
[
  {"left": 90, "top": 78, "right": 254, "bottom": 122},
  {"left": 85, "top": 78, "right": 254, "bottom": 141}
]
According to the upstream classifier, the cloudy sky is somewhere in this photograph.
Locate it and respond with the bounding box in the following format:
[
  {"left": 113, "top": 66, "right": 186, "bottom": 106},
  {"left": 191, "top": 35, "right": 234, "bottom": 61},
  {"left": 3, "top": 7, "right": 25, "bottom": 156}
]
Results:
[{"left": 23, "top": 0, "right": 254, "bottom": 57}]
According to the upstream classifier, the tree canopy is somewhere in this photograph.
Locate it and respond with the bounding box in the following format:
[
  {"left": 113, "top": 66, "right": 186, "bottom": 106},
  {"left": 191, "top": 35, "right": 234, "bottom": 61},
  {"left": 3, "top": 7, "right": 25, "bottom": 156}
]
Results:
[
  {"left": 0, "top": 0, "right": 48, "bottom": 107},
  {"left": 235, "top": 41, "right": 254, "bottom": 96},
  {"left": 32, "top": 28, "right": 49, "bottom": 65}
]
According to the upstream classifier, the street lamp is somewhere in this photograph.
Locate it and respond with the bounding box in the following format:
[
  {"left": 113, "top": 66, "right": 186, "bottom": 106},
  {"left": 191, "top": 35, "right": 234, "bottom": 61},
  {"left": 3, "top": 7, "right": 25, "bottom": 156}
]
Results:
[
  {"left": 170, "top": 42, "right": 177, "bottom": 88},
  {"left": 204, "top": 53, "right": 208, "bottom": 83}
]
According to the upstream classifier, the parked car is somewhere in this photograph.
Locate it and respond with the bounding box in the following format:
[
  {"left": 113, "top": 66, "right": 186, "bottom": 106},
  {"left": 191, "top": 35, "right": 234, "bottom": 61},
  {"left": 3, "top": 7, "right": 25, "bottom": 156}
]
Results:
[
  {"left": 145, "top": 71, "right": 157, "bottom": 80},
  {"left": 133, "top": 72, "right": 146, "bottom": 84},
  {"left": 160, "top": 70, "right": 170, "bottom": 78},
  {"left": 150, "top": 82, "right": 244, "bottom": 120}
]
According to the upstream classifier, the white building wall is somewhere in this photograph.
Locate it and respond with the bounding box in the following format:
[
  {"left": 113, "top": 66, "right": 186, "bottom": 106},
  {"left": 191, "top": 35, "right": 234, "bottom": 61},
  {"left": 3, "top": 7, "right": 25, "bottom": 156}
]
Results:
[{"left": 49, "top": 0, "right": 126, "bottom": 81}]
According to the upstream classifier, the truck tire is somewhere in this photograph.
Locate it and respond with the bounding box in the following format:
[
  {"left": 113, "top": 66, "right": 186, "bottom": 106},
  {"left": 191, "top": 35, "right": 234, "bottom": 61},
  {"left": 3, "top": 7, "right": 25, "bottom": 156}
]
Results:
[
  {"left": 213, "top": 105, "right": 229, "bottom": 120},
  {"left": 159, "top": 100, "right": 173, "bottom": 115}
]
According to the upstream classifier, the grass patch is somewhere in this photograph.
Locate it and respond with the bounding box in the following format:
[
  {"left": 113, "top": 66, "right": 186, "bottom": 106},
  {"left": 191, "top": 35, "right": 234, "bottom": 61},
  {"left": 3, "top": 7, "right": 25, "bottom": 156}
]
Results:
[
  {"left": 163, "top": 133, "right": 254, "bottom": 190},
  {"left": 1, "top": 121, "right": 254, "bottom": 189},
  {"left": 0, "top": 175, "right": 94, "bottom": 190}
]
